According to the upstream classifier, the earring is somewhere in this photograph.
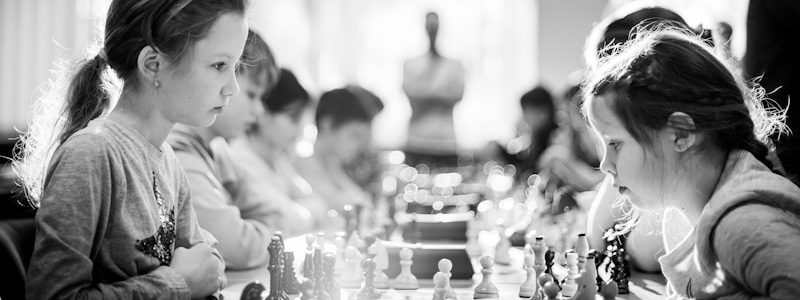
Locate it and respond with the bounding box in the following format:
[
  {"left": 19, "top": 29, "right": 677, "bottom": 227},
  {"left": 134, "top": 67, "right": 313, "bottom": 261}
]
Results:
[{"left": 153, "top": 76, "right": 161, "bottom": 88}]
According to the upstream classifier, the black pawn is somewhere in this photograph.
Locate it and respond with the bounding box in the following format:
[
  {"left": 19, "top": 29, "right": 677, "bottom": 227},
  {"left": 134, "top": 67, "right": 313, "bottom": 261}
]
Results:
[
  {"left": 266, "top": 236, "right": 283, "bottom": 300},
  {"left": 323, "top": 252, "right": 341, "bottom": 300},
  {"left": 545, "top": 248, "right": 559, "bottom": 288},
  {"left": 241, "top": 281, "right": 266, "bottom": 300},
  {"left": 282, "top": 252, "right": 301, "bottom": 295},
  {"left": 357, "top": 258, "right": 380, "bottom": 300}
]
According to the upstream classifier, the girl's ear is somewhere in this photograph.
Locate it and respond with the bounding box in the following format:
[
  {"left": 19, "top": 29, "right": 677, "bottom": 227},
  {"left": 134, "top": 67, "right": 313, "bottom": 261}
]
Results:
[
  {"left": 136, "top": 46, "right": 163, "bottom": 85},
  {"left": 667, "top": 112, "right": 697, "bottom": 152}
]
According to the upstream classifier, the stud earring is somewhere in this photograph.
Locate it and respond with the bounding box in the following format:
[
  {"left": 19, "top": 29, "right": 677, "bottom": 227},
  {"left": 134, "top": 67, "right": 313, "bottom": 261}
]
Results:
[{"left": 153, "top": 76, "right": 161, "bottom": 88}]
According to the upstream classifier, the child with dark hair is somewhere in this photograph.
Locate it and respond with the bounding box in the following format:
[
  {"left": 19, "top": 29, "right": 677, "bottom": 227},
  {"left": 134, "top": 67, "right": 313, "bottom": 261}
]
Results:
[
  {"left": 167, "top": 29, "right": 283, "bottom": 270},
  {"left": 583, "top": 27, "right": 799, "bottom": 299},
  {"left": 498, "top": 86, "right": 559, "bottom": 179},
  {"left": 294, "top": 86, "right": 382, "bottom": 226},
  {"left": 15, "top": 0, "right": 250, "bottom": 298},
  {"left": 230, "top": 68, "right": 317, "bottom": 233},
  {"left": 577, "top": 5, "right": 696, "bottom": 274}
]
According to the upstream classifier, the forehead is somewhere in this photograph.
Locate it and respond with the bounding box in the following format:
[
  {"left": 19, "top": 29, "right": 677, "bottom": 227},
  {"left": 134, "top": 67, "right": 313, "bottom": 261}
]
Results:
[
  {"left": 587, "top": 94, "right": 626, "bottom": 137},
  {"left": 191, "top": 13, "right": 248, "bottom": 60}
]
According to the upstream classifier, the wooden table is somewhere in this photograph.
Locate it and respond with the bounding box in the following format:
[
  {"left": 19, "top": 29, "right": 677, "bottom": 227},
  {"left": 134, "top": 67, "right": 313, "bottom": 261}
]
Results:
[{"left": 221, "top": 238, "right": 666, "bottom": 300}]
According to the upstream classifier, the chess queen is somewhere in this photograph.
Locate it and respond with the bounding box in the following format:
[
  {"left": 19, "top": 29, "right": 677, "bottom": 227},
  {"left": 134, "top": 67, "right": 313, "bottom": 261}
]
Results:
[{"left": 583, "top": 27, "right": 800, "bottom": 298}]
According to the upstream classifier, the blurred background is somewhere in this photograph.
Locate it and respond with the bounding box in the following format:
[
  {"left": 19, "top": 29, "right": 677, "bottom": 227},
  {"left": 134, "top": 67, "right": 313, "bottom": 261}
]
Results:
[{"left": 0, "top": 0, "right": 747, "bottom": 152}]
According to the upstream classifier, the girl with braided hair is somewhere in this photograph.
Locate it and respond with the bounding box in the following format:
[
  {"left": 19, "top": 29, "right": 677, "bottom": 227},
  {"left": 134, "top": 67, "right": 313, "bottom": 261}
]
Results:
[{"left": 583, "top": 27, "right": 800, "bottom": 299}]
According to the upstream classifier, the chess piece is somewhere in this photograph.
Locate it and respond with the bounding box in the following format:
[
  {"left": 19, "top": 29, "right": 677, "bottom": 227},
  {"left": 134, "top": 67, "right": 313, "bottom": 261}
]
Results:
[
  {"left": 314, "top": 247, "right": 331, "bottom": 300},
  {"left": 537, "top": 272, "right": 554, "bottom": 289},
  {"left": 274, "top": 233, "right": 289, "bottom": 300},
  {"left": 432, "top": 271, "right": 450, "bottom": 300},
  {"left": 393, "top": 248, "right": 419, "bottom": 290},
  {"left": 302, "top": 233, "right": 315, "bottom": 280},
  {"left": 323, "top": 252, "right": 341, "bottom": 300},
  {"left": 599, "top": 281, "right": 619, "bottom": 300},
  {"left": 575, "top": 233, "right": 589, "bottom": 272},
  {"left": 474, "top": 256, "right": 499, "bottom": 299},
  {"left": 518, "top": 253, "right": 536, "bottom": 298},
  {"left": 494, "top": 227, "right": 511, "bottom": 265},
  {"left": 342, "top": 246, "right": 364, "bottom": 288},
  {"left": 367, "top": 239, "right": 390, "bottom": 289},
  {"left": 282, "top": 252, "right": 301, "bottom": 295},
  {"left": 603, "top": 225, "right": 631, "bottom": 294},
  {"left": 437, "top": 258, "right": 458, "bottom": 299},
  {"left": 544, "top": 248, "right": 556, "bottom": 276},
  {"left": 240, "top": 281, "right": 266, "bottom": 300},
  {"left": 357, "top": 258, "right": 381, "bottom": 300},
  {"left": 532, "top": 236, "right": 547, "bottom": 295},
  {"left": 344, "top": 204, "right": 357, "bottom": 239},
  {"left": 561, "top": 251, "right": 579, "bottom": 297},
  {"left": 542, "top": 281, "right": 560, "bottom": 300},
  {"left": 574, "top": 251, "right": 598, "bottom": 300},
  {"left": 266, "top": 236, "right": 284, "bottom": 300},
  {"left": 299, "top": 279, "right": 314, "bottom": 300},
  {"left": 334, "top": 231, "right": 347, "bottom": 276}
]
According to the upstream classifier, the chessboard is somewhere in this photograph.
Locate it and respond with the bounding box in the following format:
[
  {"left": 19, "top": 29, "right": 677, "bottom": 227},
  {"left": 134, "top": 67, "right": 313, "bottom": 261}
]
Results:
[{"left": 220, "top": 234, "right": 666, "bottom": 300}]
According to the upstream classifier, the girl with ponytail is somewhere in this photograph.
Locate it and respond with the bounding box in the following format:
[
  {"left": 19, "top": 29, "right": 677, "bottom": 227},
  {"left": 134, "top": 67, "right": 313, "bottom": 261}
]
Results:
[
  {"left": 583, "top": 26, "right": 800, "bottom": 299},
  {"left": 16, "top": 0, "right": 249, "bottom": 298}
]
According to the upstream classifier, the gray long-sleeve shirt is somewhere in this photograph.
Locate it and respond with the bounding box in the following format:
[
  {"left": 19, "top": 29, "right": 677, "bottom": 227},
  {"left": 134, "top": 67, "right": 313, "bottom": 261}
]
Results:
[{"left": 26, "top": 117, "right": 220, "bottom": 300}]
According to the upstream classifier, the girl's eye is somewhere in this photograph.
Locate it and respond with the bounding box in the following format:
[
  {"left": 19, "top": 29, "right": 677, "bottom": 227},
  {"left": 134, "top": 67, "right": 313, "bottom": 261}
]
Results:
[
  {"left": 608, "top": 141, "right": 621, "bottom": 151},
  {"left": 213, "top": 62, "right": 227, "bottom": 71}
]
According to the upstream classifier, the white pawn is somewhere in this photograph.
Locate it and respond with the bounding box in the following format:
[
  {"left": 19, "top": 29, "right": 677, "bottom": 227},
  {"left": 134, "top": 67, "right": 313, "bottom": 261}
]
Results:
[
  {"left": 393, "top": 248, "right": 418, "bottom": 290},
  {"left": 518, "top": 253, "right": 536, "bottom": 297},
  {"left": 474, "top": 256, "right": 499, "bottom": 299},
  {"left": 437, "top": 259, "right": 458, "bottom": 299},
  {"left": 562, "top": 251, "right": 580, "bottom": 297},
  {"left": 532, "top": 235, "right": 548, "bottom": 297},
  {"left": 334, "top": 232, "right": 347, "bottom": 276},
  {"left": 341, "top": 246, "right": 363, "bottom": 288},
  {"left": 368, "top": 240, "right": 390, "bottom": 289},
  {"left": 494, "top": 228, "right": 511, "bottom": 265},
  {"left": 576, "top": 233, "right": 589, "bottom": 272},
  {"left": 574, "top": 251, "right": 598, "bottom": 300},
  {"left": 432, "top": 271, "right": 450, "bottom": 300}
]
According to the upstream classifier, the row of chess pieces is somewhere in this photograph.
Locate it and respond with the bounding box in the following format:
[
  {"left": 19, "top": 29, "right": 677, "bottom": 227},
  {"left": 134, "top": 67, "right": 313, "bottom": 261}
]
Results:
[
  {"left": 240, "top": 230, "right": 630, "bottom": 300},
  {"left": 482, "top": 233, "right": 623, "bottom": 300},
  {"left": 241, "top": 230, "right": 419, "bottom": 300}
]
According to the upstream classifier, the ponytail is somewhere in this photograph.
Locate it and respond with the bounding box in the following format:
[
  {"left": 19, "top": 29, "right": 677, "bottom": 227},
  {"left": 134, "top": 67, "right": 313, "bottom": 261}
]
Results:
[
  {"left": 718, "top": 121, "right": 776, "bottom": 172},
  {"left": 13, "top": 52, "right": 112, "bottom": 205},
  {"left": 60, "top": 54, "right": 112, "bottom": 143}
]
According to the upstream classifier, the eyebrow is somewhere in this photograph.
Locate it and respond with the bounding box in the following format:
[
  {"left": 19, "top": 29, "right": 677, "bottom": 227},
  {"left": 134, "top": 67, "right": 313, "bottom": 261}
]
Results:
[{"left": 213, "top": 53, "right": 236, "bottom": 60}]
